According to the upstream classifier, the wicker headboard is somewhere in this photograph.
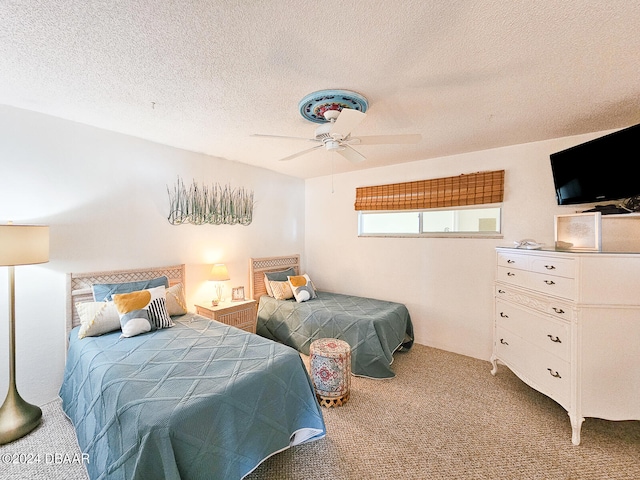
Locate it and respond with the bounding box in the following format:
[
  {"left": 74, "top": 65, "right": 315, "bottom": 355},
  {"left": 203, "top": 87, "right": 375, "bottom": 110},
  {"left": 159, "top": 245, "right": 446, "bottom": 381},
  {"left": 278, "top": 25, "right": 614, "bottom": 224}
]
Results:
[
  {"left": 66, "top": 264, "right": 186, "bottom": 334},
  {"left": 249, "top": 255, "right": 300, "bottom": 300}
]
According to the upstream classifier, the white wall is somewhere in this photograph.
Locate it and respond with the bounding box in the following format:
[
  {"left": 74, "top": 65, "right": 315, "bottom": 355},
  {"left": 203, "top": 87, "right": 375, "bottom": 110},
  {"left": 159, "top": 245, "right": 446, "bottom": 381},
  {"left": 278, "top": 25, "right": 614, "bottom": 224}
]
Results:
[
  {"left": 304, "top": 131, "right": 616, "bottom": 361},
  {"left": 0, "top": 104, "right": 627, "bottom": 406},
  {"left": 0, "top": 105, "right": 305, "bottom": 405}
]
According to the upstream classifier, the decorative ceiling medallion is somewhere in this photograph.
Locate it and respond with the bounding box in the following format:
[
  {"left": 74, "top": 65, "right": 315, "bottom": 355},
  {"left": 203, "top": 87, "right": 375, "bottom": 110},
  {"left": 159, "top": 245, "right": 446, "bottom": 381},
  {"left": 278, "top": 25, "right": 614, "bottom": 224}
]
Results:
[{"left": 298, "top": 89, "right": 369, "bottom": 123}]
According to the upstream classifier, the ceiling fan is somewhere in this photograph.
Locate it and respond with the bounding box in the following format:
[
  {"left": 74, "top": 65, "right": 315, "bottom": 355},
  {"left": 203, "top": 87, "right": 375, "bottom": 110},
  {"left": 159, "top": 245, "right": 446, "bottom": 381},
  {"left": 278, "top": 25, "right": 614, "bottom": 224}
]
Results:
[{"left": 251, "top": 89, "right": 422, "bottom": 163}]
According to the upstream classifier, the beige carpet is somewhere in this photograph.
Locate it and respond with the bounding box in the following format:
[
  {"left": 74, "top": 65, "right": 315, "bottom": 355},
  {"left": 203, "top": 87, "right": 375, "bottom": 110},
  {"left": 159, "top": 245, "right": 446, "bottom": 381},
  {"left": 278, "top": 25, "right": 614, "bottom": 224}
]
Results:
[{"left": 2, "top": 344, "right": 639, "bottom": 479}]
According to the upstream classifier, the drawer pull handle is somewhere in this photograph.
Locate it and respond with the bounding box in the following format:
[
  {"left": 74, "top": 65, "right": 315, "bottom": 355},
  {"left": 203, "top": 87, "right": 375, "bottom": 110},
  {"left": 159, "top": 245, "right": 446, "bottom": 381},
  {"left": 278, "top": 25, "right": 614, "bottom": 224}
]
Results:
[
  {"left": 547, "top": 335, "right": 561, "bottom": 343},
  {"left": 507, "top": 272, "right": 515, "bottom": 277},
  {"left": 500, "top": 312, "right": 509, "bottom": 318},
  {"left": 544, "top": 265, "right": 556, "bottom": 270},
  {"left": 547, "top": 368, "right": 561, "bottom": 378},
  {"left": 498, "top": 289, "right": 505, "bottom": 294},
  {"left": 500, "top": 338, "right": 509, "bottom": 345},
  {"left": 552, "top": 307, "right": 565, "bottom": 314},
  {"left": 544, "top": 280, "right": 555, "bottom": 285},
  {"left": 507, "top": 259, "right": 515, "bottom": 264}
]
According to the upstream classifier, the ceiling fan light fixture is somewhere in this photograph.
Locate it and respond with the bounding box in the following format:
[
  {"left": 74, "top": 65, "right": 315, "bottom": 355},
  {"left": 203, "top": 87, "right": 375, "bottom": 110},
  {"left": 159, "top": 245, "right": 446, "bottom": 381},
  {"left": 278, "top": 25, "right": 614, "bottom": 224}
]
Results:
[
  {"left": 324, "top": 140, "right": 344, "bottom": 152},
  {"left": 298, "top": 89, "right": 368, "bottom": 123},
  {"left": 323, "top": 110, "right": 341, "bottom": 121},
  {"left": 314, "top": 123, "right": 332, "bottom": 137},
  {"left": 253, "top": 89, "right": 421, "bottom": 164}
]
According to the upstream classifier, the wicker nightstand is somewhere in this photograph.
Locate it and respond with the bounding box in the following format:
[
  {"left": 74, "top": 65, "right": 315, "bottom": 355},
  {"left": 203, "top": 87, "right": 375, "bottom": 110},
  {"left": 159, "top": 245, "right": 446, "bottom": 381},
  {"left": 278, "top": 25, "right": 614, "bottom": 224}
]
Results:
[{"left": 195, "top": 300, "right": 258, "bottom": 333}]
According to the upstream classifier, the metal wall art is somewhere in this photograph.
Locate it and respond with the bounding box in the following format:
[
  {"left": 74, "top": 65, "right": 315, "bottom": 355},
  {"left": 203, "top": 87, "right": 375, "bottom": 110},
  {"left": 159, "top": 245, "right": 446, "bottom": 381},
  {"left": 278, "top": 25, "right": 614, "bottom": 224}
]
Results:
[{"left": 167, "top": 177, "right": 254, "bottom": 226}]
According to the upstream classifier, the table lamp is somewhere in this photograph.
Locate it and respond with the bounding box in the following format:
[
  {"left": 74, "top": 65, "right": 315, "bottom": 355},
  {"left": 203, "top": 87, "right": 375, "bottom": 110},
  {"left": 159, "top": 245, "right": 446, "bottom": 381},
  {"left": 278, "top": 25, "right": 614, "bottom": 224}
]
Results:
[
  {"left": 209, "top": 263, "right": 230, "bottom": 306},
  {"left": 0, "top": 224, "right": 49, "bottom": 445}
]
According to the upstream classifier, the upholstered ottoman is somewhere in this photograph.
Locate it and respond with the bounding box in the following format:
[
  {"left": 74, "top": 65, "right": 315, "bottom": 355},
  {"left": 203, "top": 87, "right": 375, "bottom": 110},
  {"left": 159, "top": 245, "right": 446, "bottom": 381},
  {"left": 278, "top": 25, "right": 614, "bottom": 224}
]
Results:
[{"left": 309, "top": 338, "right": 351, "bottom": 407}]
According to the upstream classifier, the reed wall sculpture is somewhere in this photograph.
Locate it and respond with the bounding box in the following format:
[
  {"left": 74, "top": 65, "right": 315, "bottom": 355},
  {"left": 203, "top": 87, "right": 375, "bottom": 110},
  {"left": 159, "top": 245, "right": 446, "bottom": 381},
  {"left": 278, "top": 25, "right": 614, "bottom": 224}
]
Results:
[{"left": 167, "top": 177, "right": 254, "bottom": 226}]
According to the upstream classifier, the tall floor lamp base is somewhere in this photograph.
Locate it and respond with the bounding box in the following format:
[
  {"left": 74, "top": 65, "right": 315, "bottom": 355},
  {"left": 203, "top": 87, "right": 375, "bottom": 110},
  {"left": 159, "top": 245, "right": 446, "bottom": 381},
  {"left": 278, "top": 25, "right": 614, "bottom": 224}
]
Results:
[
  {"left": 0, "top": 226, "right": 48, "bottom": 445},
  {"left": 0, "top": 385, "right": 42, "bottom": 445}
]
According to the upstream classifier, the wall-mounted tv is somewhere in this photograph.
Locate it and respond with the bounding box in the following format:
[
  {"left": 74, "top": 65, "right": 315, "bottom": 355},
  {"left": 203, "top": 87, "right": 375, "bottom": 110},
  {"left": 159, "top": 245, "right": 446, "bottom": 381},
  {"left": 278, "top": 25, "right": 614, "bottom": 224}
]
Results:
[{"left": 550, "top": 123, "right": 640, "bottom": 206}]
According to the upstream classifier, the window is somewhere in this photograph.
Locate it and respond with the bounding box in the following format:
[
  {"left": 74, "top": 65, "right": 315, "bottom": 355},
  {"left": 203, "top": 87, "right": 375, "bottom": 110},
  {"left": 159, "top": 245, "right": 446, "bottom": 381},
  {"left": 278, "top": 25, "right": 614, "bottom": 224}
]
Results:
[
  {"left": 358, "top": 205, "right": 502, "bottom": 237},
  {"left": 355, "top": 170, "right": 505, "bottom": 238},
  {"left": 360, "top": 211, "right": 421, "bottom": 235}
]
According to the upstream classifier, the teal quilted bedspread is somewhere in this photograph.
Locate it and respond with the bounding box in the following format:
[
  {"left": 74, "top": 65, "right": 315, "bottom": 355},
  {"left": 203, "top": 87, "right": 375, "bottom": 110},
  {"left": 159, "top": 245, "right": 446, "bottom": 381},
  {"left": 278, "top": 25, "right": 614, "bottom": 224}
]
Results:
[
  {"left": 256, "top": 291, "right": 414, "bottom": 379},
  {"left": 60, "top": 314, "right": 326, "bottom": 480}
]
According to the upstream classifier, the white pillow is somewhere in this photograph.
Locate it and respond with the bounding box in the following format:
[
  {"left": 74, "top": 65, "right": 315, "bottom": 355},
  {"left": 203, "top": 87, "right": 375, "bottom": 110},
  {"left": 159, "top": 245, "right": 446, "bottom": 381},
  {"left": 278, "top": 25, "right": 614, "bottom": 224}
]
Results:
[{"left": 76, "top": 301, "right": 121, "bottom": 339}]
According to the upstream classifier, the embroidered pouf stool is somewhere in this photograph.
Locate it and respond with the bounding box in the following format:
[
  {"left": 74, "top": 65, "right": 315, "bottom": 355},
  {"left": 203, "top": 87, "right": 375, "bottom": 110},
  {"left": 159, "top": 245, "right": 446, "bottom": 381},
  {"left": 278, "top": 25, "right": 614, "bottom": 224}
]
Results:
[{"left": 309, "top": 338, "right": 351, "bottom": 407}]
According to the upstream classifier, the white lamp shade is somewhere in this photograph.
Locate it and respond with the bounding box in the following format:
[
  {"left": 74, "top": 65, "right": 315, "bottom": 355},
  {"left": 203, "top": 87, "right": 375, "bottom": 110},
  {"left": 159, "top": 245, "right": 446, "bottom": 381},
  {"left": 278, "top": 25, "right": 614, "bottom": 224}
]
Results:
[
  {"left": 209, "top": 263, "right": 230, "bottom": 281},
  {"left": 0, "top": 225, "right": 49, "bottom": 266}
]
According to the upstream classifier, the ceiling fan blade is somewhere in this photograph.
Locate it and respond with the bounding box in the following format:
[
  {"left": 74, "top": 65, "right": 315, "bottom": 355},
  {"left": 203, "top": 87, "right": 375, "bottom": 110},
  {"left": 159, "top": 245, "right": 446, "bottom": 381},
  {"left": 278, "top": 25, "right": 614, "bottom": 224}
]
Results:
[
  {"left": 279, "top": 144, "right": 324, "bottom": 161},
  {"left": 252, "top": 133, "right": 319, "bottom": 143},
  {"left": 329, "top": 109, "right": 366, "bottom": 138},
  {"left": 348, "top": 134, "right": 422, "bottom": 145},
  {"left": 337, "top": 145, "right": 366, "bottom": 163}
]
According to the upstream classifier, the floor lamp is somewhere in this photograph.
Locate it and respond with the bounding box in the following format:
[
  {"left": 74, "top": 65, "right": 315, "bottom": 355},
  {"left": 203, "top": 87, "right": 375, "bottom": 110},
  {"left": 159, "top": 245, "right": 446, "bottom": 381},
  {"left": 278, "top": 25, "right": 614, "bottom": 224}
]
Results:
[{"left": 0, "top": 224, "right": 49, "bottom": 445}]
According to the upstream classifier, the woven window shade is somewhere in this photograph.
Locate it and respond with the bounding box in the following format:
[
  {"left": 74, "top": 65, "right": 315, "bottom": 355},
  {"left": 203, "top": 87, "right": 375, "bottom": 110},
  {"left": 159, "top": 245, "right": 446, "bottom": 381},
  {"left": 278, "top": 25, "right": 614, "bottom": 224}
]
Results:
[{"left": 354, "top": 170, "right": 504, "bottom": 211}]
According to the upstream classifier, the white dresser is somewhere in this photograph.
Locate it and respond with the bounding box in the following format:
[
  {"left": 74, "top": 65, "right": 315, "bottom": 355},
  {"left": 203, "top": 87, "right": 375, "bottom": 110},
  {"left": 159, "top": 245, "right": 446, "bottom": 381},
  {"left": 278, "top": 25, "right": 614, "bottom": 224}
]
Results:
[{"left": 490, "top": 247, "right": 640, "bottom": 445}]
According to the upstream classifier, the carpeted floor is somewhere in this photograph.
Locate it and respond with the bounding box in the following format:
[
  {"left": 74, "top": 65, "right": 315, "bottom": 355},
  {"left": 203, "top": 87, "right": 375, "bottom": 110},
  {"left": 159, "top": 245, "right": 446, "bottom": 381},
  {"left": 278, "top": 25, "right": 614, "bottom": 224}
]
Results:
[{"left": 2, "top": 343, "right": 639, "bottom": 479}]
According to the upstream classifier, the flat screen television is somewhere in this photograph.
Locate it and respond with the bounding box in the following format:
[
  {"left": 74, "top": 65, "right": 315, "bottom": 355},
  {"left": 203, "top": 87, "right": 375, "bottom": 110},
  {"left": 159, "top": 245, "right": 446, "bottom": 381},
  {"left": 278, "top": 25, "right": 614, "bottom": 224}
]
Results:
[{"left": 550, "top": 123, "right": 640, "bottom": 205}]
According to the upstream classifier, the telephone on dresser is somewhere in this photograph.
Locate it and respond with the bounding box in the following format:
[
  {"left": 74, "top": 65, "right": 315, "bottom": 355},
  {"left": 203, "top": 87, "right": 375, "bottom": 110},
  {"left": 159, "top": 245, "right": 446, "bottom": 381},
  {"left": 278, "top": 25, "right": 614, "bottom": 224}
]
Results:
[{"left": 514, "top": 239, "right": 543, "bottom": 249}]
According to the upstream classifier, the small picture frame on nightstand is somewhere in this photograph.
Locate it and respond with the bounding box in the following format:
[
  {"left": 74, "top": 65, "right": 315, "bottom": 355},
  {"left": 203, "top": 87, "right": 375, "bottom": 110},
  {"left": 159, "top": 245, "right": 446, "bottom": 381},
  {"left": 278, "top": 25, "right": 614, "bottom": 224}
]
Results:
[{"left": 231, "top": 286, "right": 245, "bottom": 301}]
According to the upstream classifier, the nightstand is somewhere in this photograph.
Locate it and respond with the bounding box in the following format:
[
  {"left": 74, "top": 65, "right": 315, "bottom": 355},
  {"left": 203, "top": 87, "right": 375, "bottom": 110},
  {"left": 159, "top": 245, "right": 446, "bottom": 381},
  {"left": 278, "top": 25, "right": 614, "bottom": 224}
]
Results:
[{"left": 195, "top": 299, "right": 258, "bottom": 333}]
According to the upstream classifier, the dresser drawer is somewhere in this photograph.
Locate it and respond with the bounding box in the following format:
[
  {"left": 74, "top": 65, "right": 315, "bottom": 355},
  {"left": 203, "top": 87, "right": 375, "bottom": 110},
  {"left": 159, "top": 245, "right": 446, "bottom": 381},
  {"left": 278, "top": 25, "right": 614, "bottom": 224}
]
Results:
[
  {"left": 545, "top": 299, "right": 573, "bottom": 321},
  {"left": 495, "top": 326, "right": 570, "bottom": 405},
  {"left": 496, "top": 265, "right": 529, "bottom": 289},
  {"left": 529, "top": 256, "right": 575, "bottom": 279},
  {"left": 495, "top": 285, "right": 573, "bottom": 321},
  {"left": 496, "top": 299, "right": 570, "bottom": 361},
  {"left": 527, "top": 271, "right": 575, "bottom": 300},
  {"left": 498, "top": 267, "right": 575, "bottom": 300},
  {"left": 497, "top": 251, "right": 529, "bottom": 270},
  {"left": 532, "top": 355, "right": 571, "bottom": 407},
  {"left": 494, "top": 326, "right": 528, "bottom": 374}
]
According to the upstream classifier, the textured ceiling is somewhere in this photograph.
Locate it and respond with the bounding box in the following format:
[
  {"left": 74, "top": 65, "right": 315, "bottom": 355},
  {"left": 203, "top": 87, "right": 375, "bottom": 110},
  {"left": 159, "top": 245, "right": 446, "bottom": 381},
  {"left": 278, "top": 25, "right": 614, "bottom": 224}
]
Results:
[{"left": 1, "top": 1, "right": 639, "bottom": 179}]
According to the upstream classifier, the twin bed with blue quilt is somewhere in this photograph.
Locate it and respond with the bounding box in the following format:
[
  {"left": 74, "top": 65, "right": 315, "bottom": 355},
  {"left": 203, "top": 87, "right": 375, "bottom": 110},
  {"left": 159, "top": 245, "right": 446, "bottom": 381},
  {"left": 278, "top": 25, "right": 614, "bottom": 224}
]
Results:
[
  {"left": 249, "top": 255, "right": 414, "bottom": 379},
  {"left": 61, "top": 264, "right": 325, "bottom": 480}
]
